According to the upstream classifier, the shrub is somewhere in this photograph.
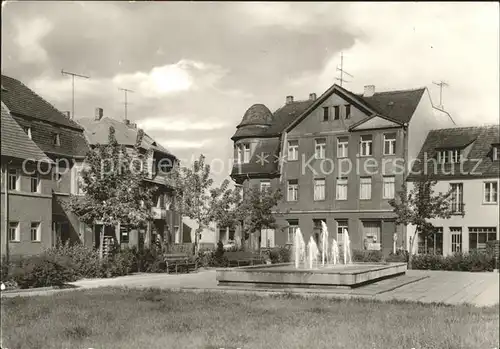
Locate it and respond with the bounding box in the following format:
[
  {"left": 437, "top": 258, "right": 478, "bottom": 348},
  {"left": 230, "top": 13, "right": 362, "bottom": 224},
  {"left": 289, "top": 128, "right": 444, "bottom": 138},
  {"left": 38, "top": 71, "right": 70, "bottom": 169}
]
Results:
[
  {"left": 102, "top": 248, "right": 137, "bottom": 277},
  {"left": 10, "top": 254, "right": 74, "bottom": 289},
  {"left": 352, "top": 249, "right": 384, "bottom": 263},
  {"left": 385, "top": 250, "right": 409, "bottom": 263},
  {"left": 45, "top": 242, "right": 102, "bottom": 279},
  {"left": 411, "top": 250, "right": 495, "bottom": 272},
  {"left": 268, "top": 246, "right": 291, "bottom": 264}
]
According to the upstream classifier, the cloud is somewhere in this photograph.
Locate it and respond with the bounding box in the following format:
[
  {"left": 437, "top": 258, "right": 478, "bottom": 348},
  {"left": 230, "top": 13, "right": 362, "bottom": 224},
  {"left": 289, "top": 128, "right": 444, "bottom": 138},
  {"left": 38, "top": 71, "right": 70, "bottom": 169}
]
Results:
[
  {"left": 137, "top": 115, "right": 228, "bottom": 132},
  {"left": 112, "top": 59, "right": 228, "bottom": 98},
  {"left": 14, "top": 17, "right": 53, "bottom": 63},
  {"left": 156, "top": 139, "right": 211, "bottom": 150},
  {"left": 287, "top": 2, "right": 499, "bottom": 125}
]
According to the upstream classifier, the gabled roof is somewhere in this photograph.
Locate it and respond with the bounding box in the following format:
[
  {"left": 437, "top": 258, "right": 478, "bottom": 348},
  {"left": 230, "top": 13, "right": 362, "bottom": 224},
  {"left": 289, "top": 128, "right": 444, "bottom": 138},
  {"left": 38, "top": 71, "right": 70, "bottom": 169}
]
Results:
[
  {"left": 349, "top": 114, "right": 404, "bottom": 131},
  {"left": 1, "top": 74, "right": 83, "bottom": 130},
  {"left": 77, "top": 117, "right": 175, "bottom": 158},
  {"left": 408, "top": 125, "right": 500, "bottom": 180},
  {"left": 1, "top": 102, "right": 53, "bottom": 163}
]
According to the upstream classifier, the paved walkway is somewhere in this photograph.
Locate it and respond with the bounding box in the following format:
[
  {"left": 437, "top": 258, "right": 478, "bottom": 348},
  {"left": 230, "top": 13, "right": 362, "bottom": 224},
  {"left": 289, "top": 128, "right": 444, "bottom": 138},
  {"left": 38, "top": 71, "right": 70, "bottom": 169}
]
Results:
[{"left": 2, "top": 269, "right": 498, "bottom": 307}]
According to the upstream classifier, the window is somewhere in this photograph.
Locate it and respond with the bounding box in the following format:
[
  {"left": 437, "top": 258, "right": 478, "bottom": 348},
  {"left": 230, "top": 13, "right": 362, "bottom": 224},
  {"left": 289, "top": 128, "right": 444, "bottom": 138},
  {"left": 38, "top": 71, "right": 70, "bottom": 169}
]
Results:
[
  {"left": 450, "top": 227, "right": 462, "bottom": 253},
  {"left": 493, "top": 145, "right": 499, "bottom": 161},
  {"left": 287, "top": 179, "right": 298, "bottom": 201},
  {"left": 53, "top": 133, "right": 60, "bottom": 146},
  {"left": 23, "top": 126, "right": 32, "bottom": 139},
  {"left": 450, "top": 183, "right": 464, "bottom": 213},
  {"left": 242, "top": 144, "right": 250, "bottom": 164},
  {"left": 383, "top": 176, "right": 395, "bottom": 199},
  {"left": 73, "top": 167, "right": 84, "bottom": 195},
  {"left": 158, "top": 159, "right": 172, "bottom": 174},
  {"left": 484, "top": 181, "right": 498, "bottom": 203},
  {"left": 360, "top": 177, "right": 372, "bottom": 200},
  {"left": 345, "top": 105, "right": 351, "bottom": 119},
  {"left": 333, "top": 106, "right": 340, "bottom": 120},
  {"left": 31, "top": 222, "right": 41, "bottom": 242},
  {"left": 360, "top": 135, "right": 373, "bottom": 156},
  {"left": 120, "top": 225, "right": 130, "bottom": 243},
  {"left": 287, "top": 220, "right": 299, "bottom": 244},
  {"left": 322, "top": 107, "right": 329, "bottom": 121},
  {"left": 337, "top": 137, "right": 348, "bottom": 158},
  {"left": 8, "top": 168, "right": 19, "bottom": 191},
  {"left": 383, "top": 133, "right": 396, "bottom": 155},
  {"left": 469, "top": 227, "right": 497, "bottom": 251},
  {"left": 336, "top": 220, "right": 348, "bottom": 243},
  {"left": 438, "top": 149, "right": 461, "bottom": 164},
  {"left": 174, "top": 226, "right": 181, "bottom": 244},
  {"left": 236, "top": 145, "right": 242, "bottom": 164},
  {"left": 288, "top": 140, "right": 299, "bottom": 161},
  {"left": 315, "top": 138, "right": 326, "bottom": 159},
  {"left": 362, "top": 221, "right": 381, "bottom": 250},
  {"left": 336, "top": 177, "right": 348, "bottom": 200},
  {"left": 260, "top": 180, "right": 271, "bottom": 192},
  {"left": 312, "top": 219, "right": 323, "bottom": 244},
  {"left": 260, "top": 228, "right": 275, "bottom": 248},
  {"left": 30, "top": 173, "right": 40, "bottom": 193},
  {"left": 314, "top": 178, "right": 325, "bottom": 201},
  {"left": 418, "top": 227, "right": 443, "bottom": 255},
  {"left": 9, "top": 222, "right": 19, "bottom": 242}
]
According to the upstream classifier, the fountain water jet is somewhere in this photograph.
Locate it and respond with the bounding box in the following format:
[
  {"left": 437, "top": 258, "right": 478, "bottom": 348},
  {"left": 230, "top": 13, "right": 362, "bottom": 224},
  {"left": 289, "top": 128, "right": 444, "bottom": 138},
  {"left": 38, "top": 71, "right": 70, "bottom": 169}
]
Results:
[
  {"left": 321, "top": 221, "right": 329, "bottom": 266},
  {"left": 308, "top": 236, "right": 319, "bottom": 269},
  {"left": 294, "top": 228, "right": 305, "bottom": 269},
  {"left": 331, "top": 239, "right": 339, "bottom": 265},
  {"left": 343, "top": 228, "right": 352, "bottom": 264}
]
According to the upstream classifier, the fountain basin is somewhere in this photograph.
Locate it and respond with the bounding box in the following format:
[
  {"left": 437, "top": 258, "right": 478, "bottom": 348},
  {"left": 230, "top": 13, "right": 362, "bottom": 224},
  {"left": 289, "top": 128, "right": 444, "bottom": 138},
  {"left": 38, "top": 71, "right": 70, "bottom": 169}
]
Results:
[{"left": 216, "top": 262, "right": 407, "bottom": 289}]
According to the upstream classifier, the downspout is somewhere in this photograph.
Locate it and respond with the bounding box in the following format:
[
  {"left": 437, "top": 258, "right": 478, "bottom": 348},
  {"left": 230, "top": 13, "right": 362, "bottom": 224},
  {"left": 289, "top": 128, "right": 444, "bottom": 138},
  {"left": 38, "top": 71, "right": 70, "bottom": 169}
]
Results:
[
  {"left": 402, "top": 123, "right": 409, "bottom": 251},
  {"left": 4, "top": 160, "right": 10, "bottom": 264}
]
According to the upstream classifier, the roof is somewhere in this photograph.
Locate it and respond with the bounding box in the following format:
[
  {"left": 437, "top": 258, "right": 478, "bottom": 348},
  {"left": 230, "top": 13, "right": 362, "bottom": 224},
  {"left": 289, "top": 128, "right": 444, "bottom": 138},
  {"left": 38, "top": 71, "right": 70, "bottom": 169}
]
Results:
[
  {"left": 408, "top": 125, "right": 500, "bottom": 180},
  {"left": 231, "top": 100, "right": 314, "bottom": 140},
  {"left": 1, "top": 102, "right": 53, "bottom": 163},
  {"left": 77, "top": 117, "right": 175, "bottom": 158},
  {"left": 238, "top": 104, "right": 273, "bottom": 127},
  {"left": 1, "top": 74, "right": 83, "bottom": 130},
  {"left": 358, "top": 88, "right": 426, "bottom": 123}
]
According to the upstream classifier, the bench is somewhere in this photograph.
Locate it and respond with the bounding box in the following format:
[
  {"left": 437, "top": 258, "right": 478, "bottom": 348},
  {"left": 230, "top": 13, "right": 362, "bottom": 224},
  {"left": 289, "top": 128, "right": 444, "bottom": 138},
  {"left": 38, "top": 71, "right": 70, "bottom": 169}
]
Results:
[
  {"left": 163, "top": 253, "right": 197, "bottom": 274},
  {"left": 225, "top": 252, "right": 266, "bottom": 267}
]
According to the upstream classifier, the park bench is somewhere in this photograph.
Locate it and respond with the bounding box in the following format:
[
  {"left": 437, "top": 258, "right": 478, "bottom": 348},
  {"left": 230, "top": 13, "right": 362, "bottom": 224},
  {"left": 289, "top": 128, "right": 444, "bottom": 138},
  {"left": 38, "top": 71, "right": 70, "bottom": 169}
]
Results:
[
  {"left": 163, "top": 253, "right": 197, "bottom": 274},
  {"left": 225, "top": 252, "right": 266, "bottom": 267}
]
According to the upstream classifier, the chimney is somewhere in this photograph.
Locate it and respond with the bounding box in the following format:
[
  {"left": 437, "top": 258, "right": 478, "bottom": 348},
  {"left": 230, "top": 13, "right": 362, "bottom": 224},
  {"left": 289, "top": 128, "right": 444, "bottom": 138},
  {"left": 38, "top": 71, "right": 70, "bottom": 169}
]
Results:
[
  {"left": 94, "top": 107, "right": 104, "bottom": 121},
  {"left": 309, "top": 93, "right": 317, "bottom": 101},
  {"left": 64, "top": 111, "right": 71, "bottom": 118},
  {"left": 286, "top": 95, "right": 294, "bottom": 104},
  {"left": 131, "top": 123, "right": 137, "bottom": 129},
  {"left": 363, "top": 85, "right": 375, "bottom": 97},
  {"left": 124, "top": 119, "right": 130, "bottom": 126}
]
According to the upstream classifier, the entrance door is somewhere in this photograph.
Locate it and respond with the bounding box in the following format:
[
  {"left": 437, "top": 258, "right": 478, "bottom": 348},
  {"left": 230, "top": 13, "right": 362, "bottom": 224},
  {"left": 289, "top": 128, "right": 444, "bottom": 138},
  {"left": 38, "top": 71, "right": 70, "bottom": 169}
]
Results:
[
  {"left": 362, "top": 221, "right": 381, "bottom": 251},
  {"left": 260, "top": 229, "right": 275, "bottom": 248}
]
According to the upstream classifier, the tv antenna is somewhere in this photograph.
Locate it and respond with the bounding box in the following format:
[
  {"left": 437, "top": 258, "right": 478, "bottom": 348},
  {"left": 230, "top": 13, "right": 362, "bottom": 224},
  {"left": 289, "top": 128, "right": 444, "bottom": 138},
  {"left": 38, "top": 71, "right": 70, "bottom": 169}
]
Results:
[
  {"left": 118, "top": 88, "right": 134, "bottom": 121},
  {"left": 335, "top": 52, "right": 353, "bottom": 87},
  {"left": 61, "top": 69, "right": 89, "bottom": 119},
  {"left": 432, "top": 80, "right": 449, "bottom": 110}
]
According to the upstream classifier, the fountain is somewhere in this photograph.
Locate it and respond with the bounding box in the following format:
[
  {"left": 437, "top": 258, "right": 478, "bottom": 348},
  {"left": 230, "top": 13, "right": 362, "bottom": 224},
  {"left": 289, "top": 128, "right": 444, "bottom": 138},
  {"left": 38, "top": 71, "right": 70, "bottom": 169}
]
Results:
[{"left": 216, "top": 221, "right": 407, "bottom": 289}]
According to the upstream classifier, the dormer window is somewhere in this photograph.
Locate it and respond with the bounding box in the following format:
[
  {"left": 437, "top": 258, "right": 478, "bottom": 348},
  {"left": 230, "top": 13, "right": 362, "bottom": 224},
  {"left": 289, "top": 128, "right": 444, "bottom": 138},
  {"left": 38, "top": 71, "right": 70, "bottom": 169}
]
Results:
[
  {"left": 345, "top": 105, "right": 351, "bottom": 119},
  {"left": 438, "top": 149, "right": 461, "bottom": 164},
  {"left": 23, "top": 126, "right": 32, "bottom": 139},
  {"left": 334, "top": 106, "right": 340, "bottom": 120},
  {"left": 493, "top": 145, "right": 499, "bottom": 161},
  {"left": 53, "top": 133, "right": 60, "bottom": 146}
]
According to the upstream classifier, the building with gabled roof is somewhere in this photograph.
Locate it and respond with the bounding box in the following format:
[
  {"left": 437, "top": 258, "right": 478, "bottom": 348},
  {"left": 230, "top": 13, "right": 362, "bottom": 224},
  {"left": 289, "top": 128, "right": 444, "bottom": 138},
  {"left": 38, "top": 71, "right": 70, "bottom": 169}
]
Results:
[
  {"left": 1, "top": 74, "right": 91, "bottom": 255},
  {"left": 77, "top": 110, "right": 182, "bottom": 249},
  {"left": 230, "top": 82, "right": 456, "bottom": 252},
  {"left": 406, "top": 125, "right": 499, "bottom": 256}
]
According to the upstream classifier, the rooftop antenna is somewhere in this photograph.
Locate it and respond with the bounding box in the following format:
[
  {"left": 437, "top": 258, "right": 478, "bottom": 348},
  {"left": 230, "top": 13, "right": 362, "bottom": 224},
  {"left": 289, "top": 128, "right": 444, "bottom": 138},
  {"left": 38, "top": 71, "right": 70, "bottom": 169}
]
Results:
[
  {"left": 61, "top": 69, "right": 89, "bottom": 119},
  {"left": 335, "top": 52, "right": 353, "bottom": 87},
  {"left": 432, "top": 80, "right": 449, "bottom": 110},
  {"left": 118, "top": 87, "right": 134, "bottom": 121}
]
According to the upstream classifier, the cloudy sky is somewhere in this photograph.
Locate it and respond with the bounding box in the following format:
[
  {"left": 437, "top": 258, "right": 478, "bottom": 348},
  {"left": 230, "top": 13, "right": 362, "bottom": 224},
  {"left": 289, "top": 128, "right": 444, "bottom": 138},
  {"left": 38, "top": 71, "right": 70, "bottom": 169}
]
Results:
[{"left": 1, "top": 1, "right": 498, "bottom": 184}]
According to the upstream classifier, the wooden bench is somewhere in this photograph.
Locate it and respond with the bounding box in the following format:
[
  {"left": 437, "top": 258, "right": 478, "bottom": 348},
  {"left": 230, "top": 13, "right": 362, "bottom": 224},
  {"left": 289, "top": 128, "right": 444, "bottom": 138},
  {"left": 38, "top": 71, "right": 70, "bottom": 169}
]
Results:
[
  {"left": 163, "top": 253, "right": 197, "bottom": 274},
  {"left": 227, "top": 255, "right": 266, "bottom": 267}
]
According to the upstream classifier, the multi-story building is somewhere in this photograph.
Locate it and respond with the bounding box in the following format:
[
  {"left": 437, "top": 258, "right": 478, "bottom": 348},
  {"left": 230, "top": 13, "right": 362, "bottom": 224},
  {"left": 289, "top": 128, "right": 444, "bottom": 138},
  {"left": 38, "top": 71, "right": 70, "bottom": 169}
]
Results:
[
  {"left": 78, "top": 111, "right": 182, "bottom": 249},
  {"left": 407, "top": 125, "right": 500, "bottom": 256},
  {"left": 1, "top": 74, "right": 90, "bottom": 256},
  {"left": 1, "top": 101, "right": 54, "bottom": 257},
  {"left": 231, "top": 83, "right": 456, "bottom": 253}
]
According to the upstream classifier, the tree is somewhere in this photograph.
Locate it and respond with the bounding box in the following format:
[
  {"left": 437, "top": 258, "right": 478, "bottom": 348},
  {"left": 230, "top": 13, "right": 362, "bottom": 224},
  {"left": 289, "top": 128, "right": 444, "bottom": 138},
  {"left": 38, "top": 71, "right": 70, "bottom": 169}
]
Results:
[
  {"left": 236, "top": 186, "right": 283, "bottom": 251},
  {"left": 65, "top": 126, "right": 157, "bottom": 259},
  {"left": 389, "top": 176, "right": 453, "bottom": 268},
  {"left": 171, "top": 154, "right": 233, "bottom": 254}
]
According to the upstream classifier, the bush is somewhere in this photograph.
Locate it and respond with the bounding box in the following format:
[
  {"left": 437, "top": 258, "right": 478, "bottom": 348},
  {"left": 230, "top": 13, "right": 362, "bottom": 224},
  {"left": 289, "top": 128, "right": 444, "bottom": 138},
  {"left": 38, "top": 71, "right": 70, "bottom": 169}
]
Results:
[
  {"left": 102, "top": 248, "right": 137, "bottom": 277},
  {"left": 385, "top": 250, "right": 409, "bottom": 263},
  {"left": 45, "top": 242, "right": 102, "bottom": 279},
  {"left": 268, "top": 246, "right": 291, "bottom": 264},
  {"left": 10, "top": 254, "right": 74, "bottom": 289},
  {"left": 352, "top": 249, "right": 384, "bottom": 263},
  {"left": 411, "top": 250, "right": 495, "bottom": 272}
]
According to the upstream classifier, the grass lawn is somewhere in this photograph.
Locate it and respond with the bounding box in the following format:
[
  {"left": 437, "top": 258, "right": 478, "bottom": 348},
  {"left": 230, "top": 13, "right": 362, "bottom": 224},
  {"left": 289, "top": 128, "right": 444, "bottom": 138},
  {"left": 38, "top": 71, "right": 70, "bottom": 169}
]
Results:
[{"left": 1, "top": 287, "right": 498, "bottom": 349}]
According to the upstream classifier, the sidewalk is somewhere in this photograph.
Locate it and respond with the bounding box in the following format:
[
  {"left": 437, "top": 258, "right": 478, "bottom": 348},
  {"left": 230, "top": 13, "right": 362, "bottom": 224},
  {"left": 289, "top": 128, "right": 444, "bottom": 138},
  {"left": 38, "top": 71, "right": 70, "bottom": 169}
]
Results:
[{"left": 2, "top": 269, "right": 498, "bottom": 307}]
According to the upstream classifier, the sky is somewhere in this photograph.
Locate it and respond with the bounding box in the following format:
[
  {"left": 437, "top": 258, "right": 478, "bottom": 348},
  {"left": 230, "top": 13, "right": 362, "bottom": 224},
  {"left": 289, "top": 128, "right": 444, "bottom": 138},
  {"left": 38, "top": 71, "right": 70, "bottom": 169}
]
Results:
[{"left": 1, "top": 1, "right": 499, "bottom": 185}]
